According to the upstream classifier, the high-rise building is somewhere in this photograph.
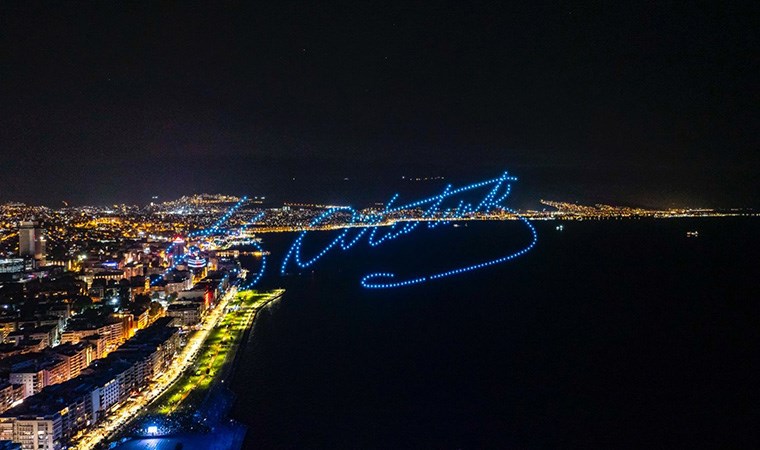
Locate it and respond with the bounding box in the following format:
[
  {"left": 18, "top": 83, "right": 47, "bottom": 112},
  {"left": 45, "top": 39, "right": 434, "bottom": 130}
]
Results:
[
  {"left": 18, "top": 221, "right": 45, "bottom": 266},
  {"left": 17, "top": 222, "right": 35, "bottom": 256},
  {"left": 171, "top": 236, "right": 185, "bottom": 258}
]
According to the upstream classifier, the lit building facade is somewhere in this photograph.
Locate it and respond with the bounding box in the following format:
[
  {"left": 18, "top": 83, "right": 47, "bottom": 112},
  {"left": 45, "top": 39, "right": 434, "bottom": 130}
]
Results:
[{"left": 18, "top": 222, "right": 45, "bottom": 267}]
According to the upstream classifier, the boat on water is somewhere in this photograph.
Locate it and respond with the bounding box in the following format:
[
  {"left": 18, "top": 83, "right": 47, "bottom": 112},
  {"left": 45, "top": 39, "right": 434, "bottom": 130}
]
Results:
[{"left": 686, "top": 231, "right": 699, "bottom": 237}]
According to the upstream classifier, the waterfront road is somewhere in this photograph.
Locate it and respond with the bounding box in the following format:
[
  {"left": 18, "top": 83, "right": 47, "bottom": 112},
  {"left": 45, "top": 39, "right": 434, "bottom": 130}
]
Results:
[{"left": 71, "top": 287, "right": 240, "bottom": 450}]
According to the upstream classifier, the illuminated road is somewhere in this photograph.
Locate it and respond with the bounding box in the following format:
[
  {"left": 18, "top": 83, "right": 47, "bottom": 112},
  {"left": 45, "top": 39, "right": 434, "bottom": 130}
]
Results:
[{"left": 71, "top": 286, "right": 242, "bottom": 450}]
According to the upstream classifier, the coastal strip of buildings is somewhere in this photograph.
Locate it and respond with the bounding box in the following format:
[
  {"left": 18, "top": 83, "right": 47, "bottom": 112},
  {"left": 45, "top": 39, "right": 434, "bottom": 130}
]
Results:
[
  {"left": 0, "top": 206, "right": 252, "bottom": 449},
  {"left": 0, "top": 317, "right": 180, "bottom": 450}
]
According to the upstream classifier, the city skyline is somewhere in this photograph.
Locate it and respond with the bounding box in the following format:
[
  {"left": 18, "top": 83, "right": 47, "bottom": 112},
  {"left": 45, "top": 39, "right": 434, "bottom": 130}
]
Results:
[{"left": 0, "top": 3, "right": 756, "bottom": 448}]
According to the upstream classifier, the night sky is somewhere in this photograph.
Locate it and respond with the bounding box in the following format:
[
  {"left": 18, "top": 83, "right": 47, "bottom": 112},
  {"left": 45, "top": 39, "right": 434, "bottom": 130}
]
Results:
[{"left": 1, "top": 2, "right": 757, "bottom": 207}]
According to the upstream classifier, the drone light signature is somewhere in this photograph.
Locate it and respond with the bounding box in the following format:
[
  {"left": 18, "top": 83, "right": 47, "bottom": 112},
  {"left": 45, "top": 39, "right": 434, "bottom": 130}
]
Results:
[{"left": 279, "top": 171, "right": 537, "bottom": 288}]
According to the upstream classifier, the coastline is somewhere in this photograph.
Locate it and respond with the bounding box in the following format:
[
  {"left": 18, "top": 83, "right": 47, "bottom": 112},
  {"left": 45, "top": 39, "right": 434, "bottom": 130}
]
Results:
[
  {"left": 191, "top": 288, "right": 285, "bottom": 450},
  {"left": 111, "top": 289, "right": 284, "bottom": 450},
  {"left": 227, "top": 289, "right": 284, "bottom": 382}
]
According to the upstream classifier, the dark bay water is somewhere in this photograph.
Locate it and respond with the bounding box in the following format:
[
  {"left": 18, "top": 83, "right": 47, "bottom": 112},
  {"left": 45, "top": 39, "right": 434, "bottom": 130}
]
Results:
[{"left": 230, "top": 218, "right": 759, "bottom": 449}]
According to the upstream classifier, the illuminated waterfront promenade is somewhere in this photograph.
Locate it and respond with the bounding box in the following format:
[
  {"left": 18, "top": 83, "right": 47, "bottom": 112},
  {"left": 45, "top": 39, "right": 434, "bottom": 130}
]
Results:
[
  {"left": 150, "top": 288, "right": 284, "bottom": 417},
  {"left": 71, "top": 289, "right": 283, "bottom": 450}
]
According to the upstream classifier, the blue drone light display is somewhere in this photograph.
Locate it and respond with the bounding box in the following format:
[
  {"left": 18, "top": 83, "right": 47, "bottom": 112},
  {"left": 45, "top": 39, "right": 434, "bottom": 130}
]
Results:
[
  {"left": 151, "top": 198, "right": 249, "bottom": 286},
  {"left": 240, "top": 239, "right": 266, "bottom": 290},
  {"left": 279, "top": 171, "right": 537, "bottom": 288},
  {"left": 188, "top": 196, "right": 248, "bottom": 238},
  {"left": 237, "top": 211, "right": 267, "bottom": 289},
  {"left": 237, "top": 211, "right": 265, "bottom": 236},
  {"left": 360, "top": 207, "right": 536, "bottom": 288},
  {"left": 157, "top": 171, "right": 536, "bottom": 290}
]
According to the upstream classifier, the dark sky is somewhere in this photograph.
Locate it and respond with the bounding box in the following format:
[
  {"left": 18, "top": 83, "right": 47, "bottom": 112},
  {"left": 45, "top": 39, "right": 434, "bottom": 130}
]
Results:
[{"left": 1, "top": 2, "right": 757, "bottom": 208}]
